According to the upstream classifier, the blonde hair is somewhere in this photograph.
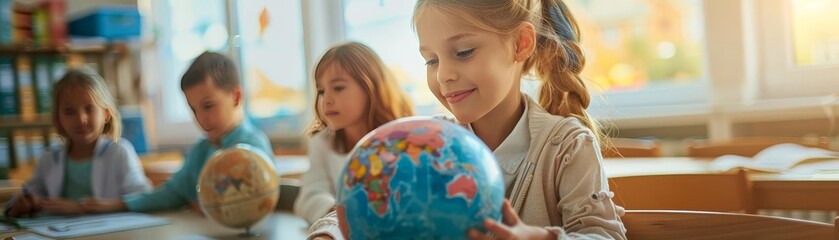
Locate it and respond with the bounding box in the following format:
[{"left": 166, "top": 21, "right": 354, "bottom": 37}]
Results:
[
  {"left": 414, "top": 0, "right": 602, "bottom": 140},
  {"left": 52, "top": 68, "right": 122, "bottom": 143},
  {"left": 309, "top": 42, "right": 415, "bottom": 151}
]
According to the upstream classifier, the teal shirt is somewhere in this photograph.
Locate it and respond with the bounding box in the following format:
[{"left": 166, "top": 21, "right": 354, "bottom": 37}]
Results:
[
  {"left": 61, "top": 158, "right": 93, "bottom": 201},
  {"left": 124, "top": 121, "right": 273, "bottom": 212}
]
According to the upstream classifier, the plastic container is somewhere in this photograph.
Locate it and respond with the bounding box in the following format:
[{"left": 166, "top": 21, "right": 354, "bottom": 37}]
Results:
[{"left": 68, "top": 5, "right": 140, "bottom": 40}]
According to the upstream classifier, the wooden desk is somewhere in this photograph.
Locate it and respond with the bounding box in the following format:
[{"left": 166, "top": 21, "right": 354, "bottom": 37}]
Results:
[
  {"left": 604, "top": 157, "right": 839, "bottom": 211},
  {"left": 140, "top": 153, "right": 311, "bottom": 186},
  {"left": 0, "top": 179, "right": 23, "bottom": 204},
  {"left": 0, "top": 211, "right": 309, "bottom": 240}
]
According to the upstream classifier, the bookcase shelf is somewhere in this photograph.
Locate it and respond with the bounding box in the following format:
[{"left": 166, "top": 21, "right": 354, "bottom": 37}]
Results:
[
  {"left": 0, "top": 45, "right": 110, "bottom": 55},
  {"left": 0, "top": 43, "right": 134, "bottom": 173},
  {"left": 0, "top": 114, "right": 51, "bottom": 129}
]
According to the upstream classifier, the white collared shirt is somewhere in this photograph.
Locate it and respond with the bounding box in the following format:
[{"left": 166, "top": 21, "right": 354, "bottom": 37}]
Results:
[{"left": 468, "top": 97, "right": 530, "bottom": 191}]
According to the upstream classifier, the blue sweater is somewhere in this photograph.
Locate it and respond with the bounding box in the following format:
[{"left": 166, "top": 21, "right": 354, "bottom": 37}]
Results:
[{"left": 124, "top": 121, "right": 272, "bottom": 212}]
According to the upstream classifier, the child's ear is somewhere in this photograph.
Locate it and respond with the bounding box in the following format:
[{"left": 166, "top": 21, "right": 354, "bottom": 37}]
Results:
[
  {"left": 104, "top": 108, "right": 112, "bottom": 123},
  {"left": 515, "top": 22, "right": 537, "bottom": 62},
  {"left": 232, "top": 87, "right": 243, "bottom": 107}
]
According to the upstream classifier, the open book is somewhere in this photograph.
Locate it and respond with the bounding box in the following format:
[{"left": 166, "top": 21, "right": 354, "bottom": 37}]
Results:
[{"left": 710, "top": 143, "right": 839, "bottom": 173}]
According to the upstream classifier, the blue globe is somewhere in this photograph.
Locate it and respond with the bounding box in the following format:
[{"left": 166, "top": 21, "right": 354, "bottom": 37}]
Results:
[{"left": 336, "top": 117, "right": 505, "bottom": 239}]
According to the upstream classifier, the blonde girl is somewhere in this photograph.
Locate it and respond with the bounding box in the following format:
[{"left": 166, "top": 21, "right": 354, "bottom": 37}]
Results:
[{"left": 5, "top": 68, "right": 151, "bottom": 217}]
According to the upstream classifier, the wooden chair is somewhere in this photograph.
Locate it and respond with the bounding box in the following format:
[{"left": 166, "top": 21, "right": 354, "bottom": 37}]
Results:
[
  {"left": 277, "top": 177, "right": 302, "bottom": 211},
  {"left": 602, "top": 138, "right": 662, "bottom": 158},
  {"left": 622, "top": 210, "right": 837, "bottom": 240},
  {"left": 609, "top": 169, "right": 756, "bottom": 214},
  {"left": 686, "top": 137, "right": 831, "bottom": 158}
]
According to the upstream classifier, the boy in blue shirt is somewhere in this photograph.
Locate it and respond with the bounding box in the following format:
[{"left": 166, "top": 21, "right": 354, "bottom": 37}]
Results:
[{"left": 83, "top": 52, "right": 273, "bottom": 213}]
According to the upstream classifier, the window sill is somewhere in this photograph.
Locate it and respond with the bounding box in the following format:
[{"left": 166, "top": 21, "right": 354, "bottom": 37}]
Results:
[{"left": 600, "top": 95, "right": 837, "bottom": 129}]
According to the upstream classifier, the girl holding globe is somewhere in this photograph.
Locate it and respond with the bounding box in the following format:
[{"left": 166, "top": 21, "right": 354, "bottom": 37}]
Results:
[
  {"left": 298, "top": 42, "right": 414, "bottom": 238},
  {"left": 413, "top": 0, "right": 626, "bottom": 239},
  {"left": 315, "top": 1, "right": 627, "bottom": 239}
]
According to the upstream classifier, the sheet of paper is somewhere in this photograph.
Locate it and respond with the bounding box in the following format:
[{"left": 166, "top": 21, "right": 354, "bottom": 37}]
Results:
[
  {"left": 16, "top": 212, "right": 169, "bottom": 239},
  {"left": 174, "top": 234, "right": 218, "bottom": 240},
  {"left": 10, "top": 233, "right": 54, "bottom": 240},
  {"left": 0, "top": 222, "right": 16, "bottom": 233}
]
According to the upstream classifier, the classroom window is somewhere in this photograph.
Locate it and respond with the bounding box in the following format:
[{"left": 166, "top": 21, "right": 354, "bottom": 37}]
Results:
[
  {"left": 342, "top": 0, "right": 446, "bottom": 116},
  {"left": 758, "top": 0, "right": 839, "bottom": 98},
  {"left": 146, "top": 0, "right": 307, "bottom": 145},
  {"left": 152, "top": 0, "right": 229, "bottom": 123},
  {"left": 236, "top": 0, "right": 308, "bottom": 134},
  {"left": 341, "top": 0, "right": 709, "bottom": 117},
  {"left": 567, "top": 0, "right": 707, "bottom": 93},
  {"left": 790, "top": 0, "right": 839, "bottom": 66}
]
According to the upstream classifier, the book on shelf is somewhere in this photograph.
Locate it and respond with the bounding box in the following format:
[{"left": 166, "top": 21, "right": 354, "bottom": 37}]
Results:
[
  {"left": 33, "top": 0, "right": 65, "bottom": 47},
  {"left": 0, "top": 0, "right": 12, "bottom": 45},
  {"left": 1, "top": 0, "right": 66, "bottom": 47},
  {"left": 15, "top": 56, "right": 36, "bottom": 121},
  {"left": 45, "top": 0, "right": 67, "bottom": 47},
  {"left": 12, "top": 6, "right": 32, "bottom": 44},
  {"left": 0, "top": 56, "right": 17, "bottom": 116},
  {"left": 0, "top": 136, "right": 8, "bottom": 179},
  {"left": 32, "top": 55, "right": 51, "bottom": 113}
]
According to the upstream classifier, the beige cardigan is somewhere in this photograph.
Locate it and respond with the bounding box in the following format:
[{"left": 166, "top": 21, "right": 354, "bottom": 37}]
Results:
[
  {"left": 308, "top": 96, "right": 626, "bottom": 239},
  {"left": 508, "top": 96, "right": 626, "bottom": 239}
]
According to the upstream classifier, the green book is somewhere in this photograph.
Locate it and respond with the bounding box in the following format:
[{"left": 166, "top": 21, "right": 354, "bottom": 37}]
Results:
[
  {"left": 0, "top": 57, "right": 17, "bottom": 115},
  {"left": 33, "top": 56, "right": 52, "bottom": 113},
  {"left": 0, "top": 135, "right": 8, "bottom": 179}
]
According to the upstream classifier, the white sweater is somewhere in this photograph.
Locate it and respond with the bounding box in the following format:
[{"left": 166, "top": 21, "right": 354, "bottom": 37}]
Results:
[{"left": 294, "top": 130, "right": 349, "bottom": 224}]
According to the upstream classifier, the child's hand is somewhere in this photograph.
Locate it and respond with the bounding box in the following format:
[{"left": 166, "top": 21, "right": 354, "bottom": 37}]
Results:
[
  {"left": 467, "top": 200, "right": 557, "bottom": 240},
  {"left": 80, "top": 198, "right": 127, "bottom": 213},
  {"left": 6, "top": 191, "right": 40, "bottom": 217},
  {"left": 39, "top": 198, "right": 84, "bottom": 215}
]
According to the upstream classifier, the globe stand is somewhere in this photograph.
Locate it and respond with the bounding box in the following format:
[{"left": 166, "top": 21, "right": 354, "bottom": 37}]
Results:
[{"left": 238, "top": 227, "right": 260, "bottom": 238}]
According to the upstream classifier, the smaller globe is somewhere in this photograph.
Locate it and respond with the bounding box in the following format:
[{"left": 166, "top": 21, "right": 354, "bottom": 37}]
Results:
[{"left": 197, "top": 144, "right": 280, "bottom": 230}]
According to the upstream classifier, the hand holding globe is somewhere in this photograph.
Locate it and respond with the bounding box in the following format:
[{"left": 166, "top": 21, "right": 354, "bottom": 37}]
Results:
[{"left": 336, "top": 117, "right": 506, "bottom": 239}]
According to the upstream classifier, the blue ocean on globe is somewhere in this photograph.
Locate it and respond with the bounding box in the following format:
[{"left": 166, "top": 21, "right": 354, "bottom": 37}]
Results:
[{"left": 336, "top": 117, "right": 505, "bottom": 239}]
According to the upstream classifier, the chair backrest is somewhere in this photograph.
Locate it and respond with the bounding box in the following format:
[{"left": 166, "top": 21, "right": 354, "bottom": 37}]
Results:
[
  {"left": 835, "top": 217, "right": 839, "bottom": 240},
  {"left": 277, "top": 177, "right": 302, "bottom": 211},
  {"left": 622, "top": 210, "right": 837, "bottom": 240},
  {"left": 686, "top": 137, "right": 830, "bottom": 158},
  {"left": 609, "top": 169, "right": 755, "bottom": 214},
  {"left": 602, "top": 138, "right": 662, "bottom": 158}
]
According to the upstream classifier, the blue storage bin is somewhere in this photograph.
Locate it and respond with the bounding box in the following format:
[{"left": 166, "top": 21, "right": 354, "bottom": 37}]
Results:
[
  {"left": 68, "top": 6, "right": 141, "bottom": 40},
  {"left": 120, "top": 106, "right": 148, "bottom": 155}
]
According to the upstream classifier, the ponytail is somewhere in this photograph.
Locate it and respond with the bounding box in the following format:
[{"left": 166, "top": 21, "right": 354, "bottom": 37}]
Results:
[{"left": 528, "top": 0, "right": 601, "bottom": 140}]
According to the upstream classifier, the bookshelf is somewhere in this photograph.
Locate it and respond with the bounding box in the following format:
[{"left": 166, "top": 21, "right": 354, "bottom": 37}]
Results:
[{"left": 0, "top": 43, "right": 129, "bottom": 172}]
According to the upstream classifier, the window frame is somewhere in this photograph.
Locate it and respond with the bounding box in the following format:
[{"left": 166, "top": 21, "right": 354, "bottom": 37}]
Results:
[
  {"left": 144, "top": 0, "right": 339, "bottom": 147},
  {"left": 756, "top": 0, "right": 839, "bottom": 99}
]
